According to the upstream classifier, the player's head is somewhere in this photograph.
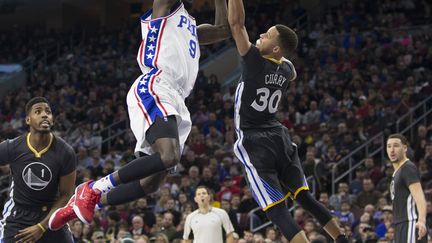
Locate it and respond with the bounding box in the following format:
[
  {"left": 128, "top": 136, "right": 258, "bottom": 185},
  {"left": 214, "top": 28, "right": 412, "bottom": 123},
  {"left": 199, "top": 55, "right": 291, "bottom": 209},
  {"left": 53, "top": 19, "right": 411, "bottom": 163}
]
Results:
[
  {"left": 256, "top": 24, "right": 298, "bottom": 58},
  {"left": 25, "top": 97, "right": 53, "bottom": 133},
  {"left": 386, "top": 133, "right": 408, "bottom": 163},
  {"left": 194, "top": 186, "right": 211, "bottom": 206}
]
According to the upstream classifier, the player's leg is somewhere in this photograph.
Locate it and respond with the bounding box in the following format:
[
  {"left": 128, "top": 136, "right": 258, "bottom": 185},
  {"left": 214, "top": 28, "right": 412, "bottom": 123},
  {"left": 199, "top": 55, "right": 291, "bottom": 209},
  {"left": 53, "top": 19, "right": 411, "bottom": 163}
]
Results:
[
  {"left": 64, "top": 74, "right": 188, "bottom": 225},
  {"left": 50, "top": 117, "right": 178, "bottom": 227},
  {"left": 285, "top": 168, "right": 347, "bottom": 242},
  {"left": 92, "top": 116, "right": 179, "bottom": 193},
  {"left": 265, "top": 203, "right": 308, "bottom": 243},
  {"left": 101, "top": 171, "right": 167, "bottom": 206},
  {"left": 72, "top": 116, "right": 179, "bottom": 224},
  {"left": 99, "top": 99, "right": 193, "bottom": 206},
  {"left": 234, "top": 128, "right": 308, "bottom": 243},
  {"left": 279, "top": 128, "right": 347, "bottom": 243},
  {"left": 295, "top": 190, "right": 347, "bottom": 242},
  {"left": 393, "top": 222, "right": 407, "bottom": 243}
]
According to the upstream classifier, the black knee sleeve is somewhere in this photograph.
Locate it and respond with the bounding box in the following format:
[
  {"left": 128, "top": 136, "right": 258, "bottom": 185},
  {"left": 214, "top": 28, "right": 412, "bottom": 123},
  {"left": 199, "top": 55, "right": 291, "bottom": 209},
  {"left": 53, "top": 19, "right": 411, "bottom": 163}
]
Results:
[
  {"left": 118, "top": 152, "right": 165, "bottom": 184},
  {"left": 295, "top": 190, "right": 332, "bottom": 225},
  {"left": 106, "top": 180, "right": 146, "bottom": 206},
  {"left": 266, "top": 203, "right": 302, "bottom": 241}
]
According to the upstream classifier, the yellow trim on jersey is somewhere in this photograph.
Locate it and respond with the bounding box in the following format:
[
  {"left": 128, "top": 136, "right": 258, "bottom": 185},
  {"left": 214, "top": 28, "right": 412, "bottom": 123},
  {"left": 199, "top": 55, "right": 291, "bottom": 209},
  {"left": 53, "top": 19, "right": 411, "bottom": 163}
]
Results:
[
  {"left": 262, "top": 192, "right": 291, "bottom": 212},
  {"left": 26, "top": 133, "right": 53, "bottom": 158},
  {"left": 263, "top": 57, "right": 283, "bottom": 65},
  {"left": 261, "top": 186, "right": 310, "bottom": 211},
  {"left": 293, "top": 186, "right": 309, "bottom": 199}
]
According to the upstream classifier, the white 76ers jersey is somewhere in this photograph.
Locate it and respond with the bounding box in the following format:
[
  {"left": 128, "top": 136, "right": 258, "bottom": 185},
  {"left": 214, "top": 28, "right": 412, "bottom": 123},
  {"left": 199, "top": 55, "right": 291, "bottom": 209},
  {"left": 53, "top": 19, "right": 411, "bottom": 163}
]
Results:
[{"left": 137, "top": 3, "right": 200, "bottom": 99}]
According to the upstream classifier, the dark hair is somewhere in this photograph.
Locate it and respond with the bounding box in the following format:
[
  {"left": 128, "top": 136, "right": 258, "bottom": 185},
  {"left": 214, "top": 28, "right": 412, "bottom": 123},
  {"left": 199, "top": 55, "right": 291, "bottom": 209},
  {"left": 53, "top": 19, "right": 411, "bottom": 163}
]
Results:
[
  {"left": 275, "top": 24, "right": 298, "bottom": 56},
  {"left": 25, "top": 97, "right": 50, "bottom": 115},
  {"left": 195, "top": 185, "right": 211, "bottom": 196},
  {"left": 387, "top": 133, "right": 408, "bottom": 145}
]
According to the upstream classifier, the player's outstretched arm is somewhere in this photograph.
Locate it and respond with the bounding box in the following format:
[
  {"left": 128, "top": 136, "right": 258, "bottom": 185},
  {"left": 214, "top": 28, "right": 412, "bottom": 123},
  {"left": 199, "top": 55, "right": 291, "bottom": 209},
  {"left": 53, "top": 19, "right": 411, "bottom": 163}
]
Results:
[
  {"left": 197, "top": 0, "right": 230, "bottom": 45},
  {"left": 228, "top": 0, "right": 251, "bottom": 56}
]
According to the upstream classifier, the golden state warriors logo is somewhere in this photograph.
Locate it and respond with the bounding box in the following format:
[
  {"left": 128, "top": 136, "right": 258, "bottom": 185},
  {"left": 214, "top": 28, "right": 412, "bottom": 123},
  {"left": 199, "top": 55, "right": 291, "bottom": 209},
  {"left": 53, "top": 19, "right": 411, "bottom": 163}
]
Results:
[{"left": 21, "top": 162, "right": 52, "bottom": 190}]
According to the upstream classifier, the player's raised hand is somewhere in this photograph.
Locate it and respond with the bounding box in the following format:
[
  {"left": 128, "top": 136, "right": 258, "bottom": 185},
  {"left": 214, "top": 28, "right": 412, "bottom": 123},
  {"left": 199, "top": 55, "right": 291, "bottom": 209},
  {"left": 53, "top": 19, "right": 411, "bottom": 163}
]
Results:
[
  {"left": 15, "top": 223, "right": 45, "bottom": 243},
  {"left": 415, "top": 220, "right": 427, "bottom": 240}
]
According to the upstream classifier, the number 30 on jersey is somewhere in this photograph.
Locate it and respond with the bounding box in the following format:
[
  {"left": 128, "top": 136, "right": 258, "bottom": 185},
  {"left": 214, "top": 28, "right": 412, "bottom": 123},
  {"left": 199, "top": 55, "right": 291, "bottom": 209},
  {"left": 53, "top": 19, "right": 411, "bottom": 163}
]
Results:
[{"left": 251, "top": 88, "right": 282, "bottom": 113}]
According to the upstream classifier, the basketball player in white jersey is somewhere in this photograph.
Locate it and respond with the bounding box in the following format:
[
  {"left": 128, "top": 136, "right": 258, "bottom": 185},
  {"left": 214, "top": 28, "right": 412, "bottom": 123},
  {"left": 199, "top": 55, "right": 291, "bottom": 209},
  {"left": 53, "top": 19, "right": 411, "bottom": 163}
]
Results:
[{"left": 49, "top": 0, "right": 230, "bottom": 229}]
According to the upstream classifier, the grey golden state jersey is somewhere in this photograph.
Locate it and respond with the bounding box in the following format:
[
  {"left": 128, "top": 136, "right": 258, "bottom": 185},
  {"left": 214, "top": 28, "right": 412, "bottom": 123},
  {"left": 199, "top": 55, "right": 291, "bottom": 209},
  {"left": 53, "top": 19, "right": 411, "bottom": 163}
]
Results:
[
  {"left": 0, "top": 133, "right": 76, "bottom": 207},
  {"left": 235, "top": 45, "right": 296, "bottom": 130},
  {"left": 390, "top": 160, "right": 421, "bottom": 224}
]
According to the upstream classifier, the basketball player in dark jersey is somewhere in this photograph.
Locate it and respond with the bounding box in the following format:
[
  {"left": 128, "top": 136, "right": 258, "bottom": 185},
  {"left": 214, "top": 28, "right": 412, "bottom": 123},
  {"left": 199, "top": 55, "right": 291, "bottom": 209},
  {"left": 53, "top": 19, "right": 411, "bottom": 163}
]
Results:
[
  {"left": 0, "top": 97, "right": 76, "bottom": 243},
  {"left": 387, "top": 134, "right": 428, "bottom": 243},
  {"left": 228, "top": 0, "right": 348, "bottom": 242}
]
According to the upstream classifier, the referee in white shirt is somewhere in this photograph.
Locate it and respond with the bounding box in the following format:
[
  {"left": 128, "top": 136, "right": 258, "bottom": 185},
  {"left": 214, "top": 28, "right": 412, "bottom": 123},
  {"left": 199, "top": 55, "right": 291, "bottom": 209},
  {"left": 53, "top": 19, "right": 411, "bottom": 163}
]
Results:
[{"left": 183, "top": 186, "right": 235, "bottom": 243}]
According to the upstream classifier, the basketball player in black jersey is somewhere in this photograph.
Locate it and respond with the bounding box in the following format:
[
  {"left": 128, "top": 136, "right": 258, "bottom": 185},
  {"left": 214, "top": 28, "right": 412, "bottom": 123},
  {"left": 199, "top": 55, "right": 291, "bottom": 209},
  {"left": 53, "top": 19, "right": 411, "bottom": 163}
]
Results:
[
  {"left": 0, "top": 97, "right": 76, "bottom": 243},
  {"left": 387, "top": 134, "right": 428, "bottom": 243},
  {"left": 228, "top": 0, "right": 348, "bottom": 243}
]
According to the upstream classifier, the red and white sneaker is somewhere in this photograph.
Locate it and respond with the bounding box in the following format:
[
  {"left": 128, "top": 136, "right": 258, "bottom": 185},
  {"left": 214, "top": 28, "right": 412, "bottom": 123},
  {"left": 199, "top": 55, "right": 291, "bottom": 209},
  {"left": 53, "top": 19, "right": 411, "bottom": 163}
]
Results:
[
  {"left": 73, "top": 180, "right": 101, "bottom": 224},
  {"left": 48, "top": 195, "right": 77, "bottom": 231}
]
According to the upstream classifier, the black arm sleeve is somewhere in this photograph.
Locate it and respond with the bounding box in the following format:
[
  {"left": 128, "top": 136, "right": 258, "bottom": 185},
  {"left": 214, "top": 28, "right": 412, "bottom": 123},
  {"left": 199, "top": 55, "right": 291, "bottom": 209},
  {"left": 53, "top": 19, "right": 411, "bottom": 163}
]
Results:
[
  {"left": 402, "top": 163, "right": 421, "bottom": 187},
  {"left": 61, "top": 144, "right": 77, "bottom": 176},
  {"left": 241, "top": 45, "right": 265, "bottom": 79},
  {"left": 0, "top": 140, "right": 11, "bottom": 166}
]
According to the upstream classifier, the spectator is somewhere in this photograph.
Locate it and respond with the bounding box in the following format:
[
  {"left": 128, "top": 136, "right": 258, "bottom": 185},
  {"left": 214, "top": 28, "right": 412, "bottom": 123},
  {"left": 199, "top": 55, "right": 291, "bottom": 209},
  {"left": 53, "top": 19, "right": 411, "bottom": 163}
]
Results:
[
  {"left": 197, "top": 166, "right": 220, "bottom": 193},
  {"left": 318, "top": 192, "right": 332, "bottom": 210},
  {"left": 221, "top": 199, "right": 240, "bottom": 234},
  {"left": 364, "top": 157, "right": 383, "bottom": 185},
  {"left": 156, "top": 212, "right": 177, "bottom": 242},
  {"left": 129, "top": 198, "right": 156, "bottom": 231},
  {"left": 91, "top": 231, "right": 106, "bottom": 243},
  {"left": 329, "top": 182, "right": 356, "bottom": 211},
  {"left": 355, "top": 178, "right": 382, "bottom": 208},
  {"left": 334, "top": 201, "right": 355, "bottom": 227},
  {"left": 349, "top": 166, "right": 367, "bottom": 194},
  {"left": 264, "top": 227, "right": 280, "bottom": 243},
  {"left": 375, "top": 205, "right": 393, "bottom": 238},
  {"left": 376, "top": 165, "right": 394, "bottom": 196},
  {"left": 131, "top": 215, "right": 146, "bottom": 237},
  {"left": 216, "top": 176, "right": 241, "bottom": 202},
  {"left": 163, "top": 198, "right": 181, "bottom": 226},
  {"left": 303, "top": 101, "right": 321, "bottom": 125}
]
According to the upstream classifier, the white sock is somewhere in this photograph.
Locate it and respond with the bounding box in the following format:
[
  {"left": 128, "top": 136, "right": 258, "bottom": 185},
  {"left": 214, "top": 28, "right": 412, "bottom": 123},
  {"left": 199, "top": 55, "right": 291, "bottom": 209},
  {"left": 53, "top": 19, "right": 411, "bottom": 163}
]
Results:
[{"left": 91, "top": 174, "right": 117, "bottom": 194}]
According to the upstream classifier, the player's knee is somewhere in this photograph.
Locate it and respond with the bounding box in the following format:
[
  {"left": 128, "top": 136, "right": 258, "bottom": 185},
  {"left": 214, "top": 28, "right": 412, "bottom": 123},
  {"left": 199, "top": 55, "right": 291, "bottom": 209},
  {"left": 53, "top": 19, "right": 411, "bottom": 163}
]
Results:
[
  {"left": 140, "top": 179, "right": 158, "bottom": 194},
  {"left": 295, "top": 190, "right": 312, "bottom": 205},
  {"left": 295, "top": 190, "right": 332, "bottom": 224},
  {"left": 266, "top": 204, "right": 301, "bottom": 241},
  {"left": 159, "top": 149, "right": 180, "bottom": 168}
]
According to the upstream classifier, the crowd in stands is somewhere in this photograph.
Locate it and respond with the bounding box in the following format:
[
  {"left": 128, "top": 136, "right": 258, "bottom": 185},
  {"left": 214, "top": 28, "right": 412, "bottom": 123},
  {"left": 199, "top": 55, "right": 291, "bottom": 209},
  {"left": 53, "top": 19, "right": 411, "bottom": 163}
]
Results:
[{"left": 1, "top": 0, "right": 432, "bottom": 242}]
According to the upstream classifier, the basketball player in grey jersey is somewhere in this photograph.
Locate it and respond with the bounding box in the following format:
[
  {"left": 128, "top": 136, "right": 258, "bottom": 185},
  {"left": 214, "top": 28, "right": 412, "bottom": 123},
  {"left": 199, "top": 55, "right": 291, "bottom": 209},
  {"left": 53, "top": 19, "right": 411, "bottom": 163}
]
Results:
[{"left": 387, "top": 134, "right": 428, "bottom": 243}]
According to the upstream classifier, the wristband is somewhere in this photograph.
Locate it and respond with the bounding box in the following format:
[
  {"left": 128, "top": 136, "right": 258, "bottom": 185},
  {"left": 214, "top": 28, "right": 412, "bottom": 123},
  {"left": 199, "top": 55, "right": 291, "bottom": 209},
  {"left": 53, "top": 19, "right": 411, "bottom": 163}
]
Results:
[{"left": 37, "top": 223, "right": 46, "bottom": 233}]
